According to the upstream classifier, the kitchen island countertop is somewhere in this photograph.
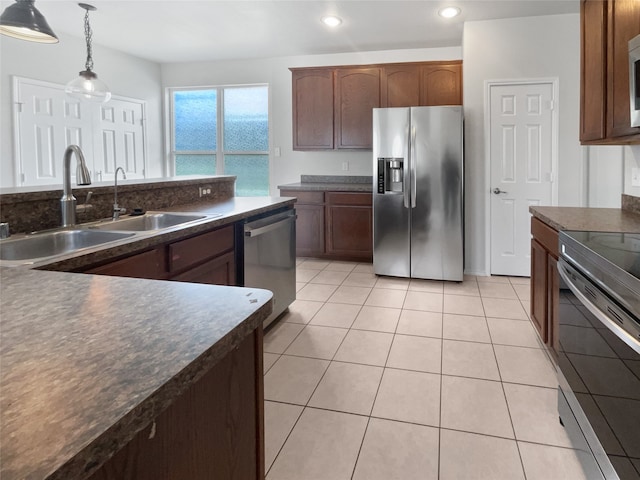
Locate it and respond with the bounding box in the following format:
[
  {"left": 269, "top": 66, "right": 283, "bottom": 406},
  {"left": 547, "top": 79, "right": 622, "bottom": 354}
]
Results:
[
  {"left": 0, "top": 267, "right": 272, "bottom": 480},
  {"left": 2, "top": 196, "right": 295, "bottom": 271},
  {"left": 529, "top": 206, "right": 640, "bottom": 233}
]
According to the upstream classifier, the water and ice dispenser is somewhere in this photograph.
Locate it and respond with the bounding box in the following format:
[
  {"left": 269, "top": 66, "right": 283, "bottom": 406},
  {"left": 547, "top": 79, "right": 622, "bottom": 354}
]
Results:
[{"left": 377, "top": 157, "right": 405, "bottom": 193}]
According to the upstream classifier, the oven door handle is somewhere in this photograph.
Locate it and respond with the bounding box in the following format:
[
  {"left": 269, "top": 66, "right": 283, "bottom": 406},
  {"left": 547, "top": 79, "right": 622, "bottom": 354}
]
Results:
[{"left": 558, "top": 260, "right": 640, "bottom": 354}]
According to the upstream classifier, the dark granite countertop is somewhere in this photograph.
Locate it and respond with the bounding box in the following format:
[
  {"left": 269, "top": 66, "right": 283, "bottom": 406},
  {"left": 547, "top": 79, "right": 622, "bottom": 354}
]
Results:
[
  {"left": 1, "top": 196, "right": 295, "bottom": 271},
  {"left": 529, "top": 206, "right": 640, "bottom": 233},
  {"left": 0, "top": 268, "right": 272, "bottom": 480},
  {"left": 278, "top": 175, "right": 373, "bottom": 193}
]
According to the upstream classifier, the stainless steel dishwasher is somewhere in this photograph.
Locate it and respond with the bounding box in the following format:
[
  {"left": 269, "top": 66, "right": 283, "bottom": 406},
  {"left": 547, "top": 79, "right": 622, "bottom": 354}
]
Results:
[{"left": 243, "top": 209, "right": 296, "bottom": 327}]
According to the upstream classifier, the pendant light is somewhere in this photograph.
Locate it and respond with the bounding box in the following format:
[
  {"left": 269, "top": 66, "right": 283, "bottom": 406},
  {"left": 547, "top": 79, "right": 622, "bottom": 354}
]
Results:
[
  {"left": 0, "top": 0, "right": 58, "bottom": 43},
  {"left": 65, "top": 3, "right": 111, "bottom": 103}
]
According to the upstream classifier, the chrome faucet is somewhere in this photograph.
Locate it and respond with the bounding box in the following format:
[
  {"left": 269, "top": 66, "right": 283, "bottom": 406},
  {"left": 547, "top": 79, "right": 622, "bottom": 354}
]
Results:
[
  {"left": 61, "top": 145, "right": 92, "bottom": 227},
  {"left": 113, "top": 167, "right": 127, "bottom": 220}
]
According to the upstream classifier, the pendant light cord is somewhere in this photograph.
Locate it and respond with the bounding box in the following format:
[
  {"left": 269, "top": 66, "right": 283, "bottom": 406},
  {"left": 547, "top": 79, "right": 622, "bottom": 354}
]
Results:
[{"left": 84, "top": 8, "right": 93, "bottom": 72}]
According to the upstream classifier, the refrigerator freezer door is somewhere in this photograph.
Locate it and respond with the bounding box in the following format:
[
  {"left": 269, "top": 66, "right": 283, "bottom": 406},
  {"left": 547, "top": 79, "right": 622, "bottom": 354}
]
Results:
[
  {"left": 410, "top": 106, "right": 463, "bottom": 281},
  {"left": 372, "top": 107, "right": 411, "bottom": 277}
]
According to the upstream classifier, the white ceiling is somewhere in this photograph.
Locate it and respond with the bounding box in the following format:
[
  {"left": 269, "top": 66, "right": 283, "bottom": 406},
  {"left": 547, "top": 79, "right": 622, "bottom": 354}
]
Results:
[{"left": 13, "top": 0, "right": 579, "bottom": 63}]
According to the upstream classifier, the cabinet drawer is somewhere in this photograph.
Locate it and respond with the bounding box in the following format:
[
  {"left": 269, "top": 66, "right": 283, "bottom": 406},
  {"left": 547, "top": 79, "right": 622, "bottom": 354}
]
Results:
[
  {"left": 326, "top": 192, "right": 372, "bottom": 206},
  {"left": 169, "top": 225, "right": 234, "bottom": 273},
  {"left": 85, "top": 248, "right": 166, "bottom": 279},
  {"left": 280, "top": 190, "right": 325, "bottom": 204},
  {"left": 531, "top": 217, "right": 559, "bottom": 258},
  {"left": 171, "top": 251, "right": 236, "bottom": 286}
]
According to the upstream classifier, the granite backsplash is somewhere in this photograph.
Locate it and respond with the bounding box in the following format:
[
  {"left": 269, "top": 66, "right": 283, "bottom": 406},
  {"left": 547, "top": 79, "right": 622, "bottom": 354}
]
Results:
[
  {"left": 622, "top": 194, "right": 640, "bottom": 215},
  {"left": 0, "top": 176, "right": 235, "bottom": 234}
]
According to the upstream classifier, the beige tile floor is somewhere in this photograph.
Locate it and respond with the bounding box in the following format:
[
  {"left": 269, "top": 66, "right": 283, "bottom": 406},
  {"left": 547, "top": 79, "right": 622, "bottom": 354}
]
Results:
[{"left": 263, "top": 258, "right": 593, "bottom": 480}]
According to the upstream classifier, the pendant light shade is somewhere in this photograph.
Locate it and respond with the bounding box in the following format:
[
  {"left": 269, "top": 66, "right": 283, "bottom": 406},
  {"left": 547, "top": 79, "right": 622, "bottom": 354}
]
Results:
[
  {"left": 65, "top": 3, "right": 111, "bottom": 103},
  {"left": 65, "top": 70, "right": 111, "bottom": 102},
  {"left": 0, "top": 0, "right": 58, "bottom": 43}
]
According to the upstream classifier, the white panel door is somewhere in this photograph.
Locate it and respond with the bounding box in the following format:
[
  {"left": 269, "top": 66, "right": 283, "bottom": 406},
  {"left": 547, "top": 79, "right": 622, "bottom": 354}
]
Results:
[
  {"left": 13, "top": 77, "right": 147, "bottom": 187},
  {"left": 14, "top": 79, "right": 93, "bottom": 186},
  {"left": 489, "top": 82, "right": 554, "bottom": 276},
  {"left": 94, "top": 97, "right": 146, "bottom": 182}
]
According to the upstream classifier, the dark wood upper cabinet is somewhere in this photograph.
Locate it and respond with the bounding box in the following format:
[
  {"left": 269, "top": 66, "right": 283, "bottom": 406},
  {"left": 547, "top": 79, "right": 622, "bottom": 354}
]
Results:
[
  {"left": 580, "top": 0, "right": 607, "bottom": 141},
  {"left": 420, "top": 62, "right": 463, "bottom": 106},
  {"left": 381, "top": 64, "right": 421, "bottom": 107},
  {"left": 291, "top": 60, "right": 463, "bottom": 150},
  {"left": 581, "top": 0, "right": 640, "bottom": 144},
  {"left": 335, "top": 67, "right": 381, "bottom": 149},
  {"left": 607, "top": 0, "right": 640, "bottom": 139},
  {"left": 292, "top": 68, "right": 334, "bottom": 150}
]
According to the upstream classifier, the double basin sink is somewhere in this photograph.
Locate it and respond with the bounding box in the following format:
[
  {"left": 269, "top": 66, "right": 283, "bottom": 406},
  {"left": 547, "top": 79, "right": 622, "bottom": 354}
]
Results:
[{"left": 0, "top": 212, "right": 221, "bottom": 264}]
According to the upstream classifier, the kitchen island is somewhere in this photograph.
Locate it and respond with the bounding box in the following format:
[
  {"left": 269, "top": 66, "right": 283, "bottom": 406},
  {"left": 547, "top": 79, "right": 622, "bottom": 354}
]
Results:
[{"left": 0, "top": 267, "right": 272, "bottom": 480}]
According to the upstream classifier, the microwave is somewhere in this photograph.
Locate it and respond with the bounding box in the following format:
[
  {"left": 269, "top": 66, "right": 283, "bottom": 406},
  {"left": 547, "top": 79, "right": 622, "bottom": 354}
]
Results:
[{"left": 630, "top": 34, "right": 640, "bottom": 127}]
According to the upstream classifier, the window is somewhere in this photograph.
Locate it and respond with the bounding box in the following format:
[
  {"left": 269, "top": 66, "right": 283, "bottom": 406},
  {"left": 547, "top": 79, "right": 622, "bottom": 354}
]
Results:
[{"left": 170, "top": 85, "right": 269, "bottom": 196}]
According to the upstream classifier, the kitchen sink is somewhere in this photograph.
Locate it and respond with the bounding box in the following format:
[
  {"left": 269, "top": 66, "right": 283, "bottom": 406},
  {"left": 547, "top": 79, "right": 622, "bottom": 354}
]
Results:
[
  {"left": 0, "top": 230, "right": 135, "bottom": 261},
  {"left": 88, "top": 212, "right": 217, "bottom": 232}
]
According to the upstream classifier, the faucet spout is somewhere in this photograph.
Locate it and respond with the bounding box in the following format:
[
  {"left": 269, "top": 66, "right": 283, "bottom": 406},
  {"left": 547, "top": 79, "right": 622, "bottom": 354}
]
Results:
[
  {"left": 61, "top": 145, "right": 92, "bottom": 227},
  {"left": 113, "top": 167, "right": 127, "bottom": 220}
]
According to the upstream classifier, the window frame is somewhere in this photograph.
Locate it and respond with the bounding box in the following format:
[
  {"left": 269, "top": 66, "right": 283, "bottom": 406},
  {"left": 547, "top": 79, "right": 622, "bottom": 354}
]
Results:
[{"left": 166, "top": 84, "right": 270, "bottom": 191}]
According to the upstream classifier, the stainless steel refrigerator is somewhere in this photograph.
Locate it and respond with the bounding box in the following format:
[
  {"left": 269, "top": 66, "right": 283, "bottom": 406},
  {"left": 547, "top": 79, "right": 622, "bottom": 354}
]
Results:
[{"left": 373, "top": 106, "right": 463, "bottom": 281}]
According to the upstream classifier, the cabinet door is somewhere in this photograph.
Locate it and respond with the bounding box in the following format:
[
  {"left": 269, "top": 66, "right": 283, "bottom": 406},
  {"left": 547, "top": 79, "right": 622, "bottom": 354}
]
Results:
[
  {"left": 291, "top": 69, "right": 334, "bottom": 150},
  {"left": 381, "top": 64, "right": 421, "bottom": 107},
  {"left": 580, "top": 0, "right": 608, "bottom": 142},
  {"left": 326, "top": 205, "right": 372, "bottom": 259},
  {"left": 420, "top": 63, "right": 462, "bottom": 106},
  {"left": 85, "top": 248, "right": 166, "bottom": 279},
  {"left": 530, "top": 239, "right": 549, "bottom": 343},
  {"left": 547, "top": 255, "right": 560, "bottom": 358},
  {"left": 171, "top": 251, "right": 236, "bottom": 286},
  {"left": 326, "top": 192, "right": 373, "bottom": 260},
  {"left": 168, "top": 225, "right": 234, "bottom": 274},
  {"left": 294, "top": 204, "right": 325, "bottom": 257},
  {"left": 335, "top": 68, "right": 381, "bottom": 149},
  {"left": 88, "top": 330, "right": 261, "bottom": 480},
  {"left": 607, "top": 0, "right": 640, "bottom": 139}
]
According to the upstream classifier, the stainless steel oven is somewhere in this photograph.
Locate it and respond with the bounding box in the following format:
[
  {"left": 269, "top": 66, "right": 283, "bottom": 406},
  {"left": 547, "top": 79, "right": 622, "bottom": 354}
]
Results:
[{"left": 557, "top": 231, "right": 640, "bottom": 480}]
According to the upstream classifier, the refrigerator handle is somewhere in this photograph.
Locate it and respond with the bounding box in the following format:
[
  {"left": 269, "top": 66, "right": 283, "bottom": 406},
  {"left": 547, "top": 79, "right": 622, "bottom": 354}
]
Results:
[
  {"left": 403, "top": 127, "right": 411, "bottom": 209},
  {"left": 410, "top": 125, "right": 417, "bottom": 208}
]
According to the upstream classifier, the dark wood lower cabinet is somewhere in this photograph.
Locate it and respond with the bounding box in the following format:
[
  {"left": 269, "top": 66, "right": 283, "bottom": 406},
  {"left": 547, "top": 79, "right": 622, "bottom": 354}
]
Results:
[
  {"left": 279, "top": 189, "right": 373, "bottom": 261},
  {"left": 84, "top": 225, "right": 237, "bottom": 286},
  {"left": 85, "top": 248, "right": 166, "bottom": 279},
  {"left": 295, "top": 204, "right": 325, "bottom": 257},
  {"left": 171, "top": 251, "right": 236, "bottom": 285},
  {"left": 326, "top": 193, "right": 372, "bottom": 259},
  {"left": 88, "top": 328, "right": 264, "bottom": 480},
  {"left": 530, "top": 216, "right": 560, "bottom": 358},
  {"left": 530, "top": 239, "right": 549, "bottom": 342}
]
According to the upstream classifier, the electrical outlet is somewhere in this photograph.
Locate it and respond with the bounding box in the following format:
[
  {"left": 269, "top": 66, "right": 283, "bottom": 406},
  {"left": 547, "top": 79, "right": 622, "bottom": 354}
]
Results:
[
  {"left": 342, "top": 161, "right": 349, "bottom": 171},
  {"left": 632, "top": 168, "right": 640, "bottom": 187},
  {"left": 199, "top": 186, "right": 212, "bottom": 197}
]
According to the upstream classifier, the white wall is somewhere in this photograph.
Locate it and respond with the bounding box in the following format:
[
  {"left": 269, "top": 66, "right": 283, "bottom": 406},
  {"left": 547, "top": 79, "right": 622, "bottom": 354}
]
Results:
[
  {"left": 0, "top": 32, "right": 164, "bottom": 188},
  {"left": 160, "top": 47, "right": 462, "bottom": 192},
  {"left": 624, "top": 145, "right": 640, "bottom": 197},
  {"left": 463, "top": 14, "right": 582, "bottom": 276}
]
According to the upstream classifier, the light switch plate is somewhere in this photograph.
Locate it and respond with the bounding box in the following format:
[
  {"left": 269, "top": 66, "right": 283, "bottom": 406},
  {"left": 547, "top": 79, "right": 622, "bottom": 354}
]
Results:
[{"left": 632, "top": 168, "right": 640, "bottom": 187}]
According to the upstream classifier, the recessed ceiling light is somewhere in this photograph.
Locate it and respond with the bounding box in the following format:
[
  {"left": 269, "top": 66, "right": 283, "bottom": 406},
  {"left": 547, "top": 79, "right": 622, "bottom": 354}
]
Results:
[
  {"left": 438, "top": 7, "right": 461, "bottom": 18},
  {"left": 321, "top": 15, "right": 342, "bottom": 27}
]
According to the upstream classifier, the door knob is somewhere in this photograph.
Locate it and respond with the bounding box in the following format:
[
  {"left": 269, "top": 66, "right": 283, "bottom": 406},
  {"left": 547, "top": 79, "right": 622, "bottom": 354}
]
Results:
[{"left": 493, "top": 188, "right": 508, "bottom": 195}]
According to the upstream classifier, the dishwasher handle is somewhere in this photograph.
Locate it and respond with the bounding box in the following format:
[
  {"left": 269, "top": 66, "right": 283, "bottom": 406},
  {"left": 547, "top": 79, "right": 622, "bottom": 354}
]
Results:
[{"left": 244, "top": 215, "right": 294, "bottom": 238}]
